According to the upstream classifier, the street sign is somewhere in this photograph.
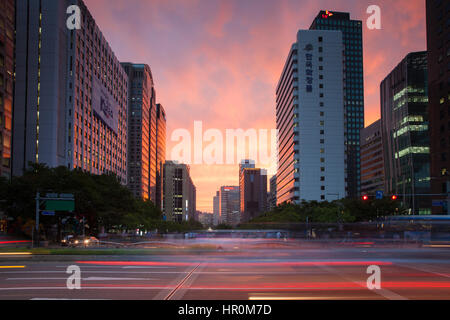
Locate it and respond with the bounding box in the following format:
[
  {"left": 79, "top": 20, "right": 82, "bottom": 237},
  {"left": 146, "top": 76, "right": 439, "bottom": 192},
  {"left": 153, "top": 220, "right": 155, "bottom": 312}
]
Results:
[
  {"left": 376, "top": 191, "right": 383, "bottom": 200},
  {"left": 432, "top": 200, "right": 446, "bottom": 207},
  {"left": 41, "top": 211, "right": 55, "bottom": 216},
  {"left": 45, "top": 200, "right": 75, "bottom": 211}
]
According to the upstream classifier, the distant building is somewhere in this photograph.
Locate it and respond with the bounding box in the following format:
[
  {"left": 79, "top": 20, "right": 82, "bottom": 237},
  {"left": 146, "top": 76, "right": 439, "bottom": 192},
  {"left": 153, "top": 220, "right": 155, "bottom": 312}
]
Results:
[
  {"left": 268, "top": 175, "right": 277, "bottom": 210},
  {"left": 310, "top": 11, "right": 365, "bottom": 199},
  {"left": 240, "top": 168, "right": 268, "bottom": 222},
  {"left": 13, "top": 0, "right": 128, "bottom": 183},
  {"left": 197, "top": 212, "right": 214, "bottom": 227},
  {"left": 213, "top": 191, "right": 220, "bottom": 225},
  {"left": 155, "top": 104, "right": 166, "bottom": 210},
  {"left": 380, "top": 51, "right": 430, "bottom": 214},
  {"left": 219, "top": 186, "right": 240, "bottom": 226},
  {"left": 0, "top": 0, "right": 14, "bottom": 179},
  {"left": 163, "top": 161, "right": 196, "bottom": 222},
  {"left": 276, "top": 30, "right": 345, "bottom": 204},
  {"left": 121, "top": 63, "right": 156, "bottom": 201},
  {"left": 426, "top": 0, "right": 450, "bottom": 214},
  {"left": 360, "top": 120, "right": 385, "bottom": 196}
]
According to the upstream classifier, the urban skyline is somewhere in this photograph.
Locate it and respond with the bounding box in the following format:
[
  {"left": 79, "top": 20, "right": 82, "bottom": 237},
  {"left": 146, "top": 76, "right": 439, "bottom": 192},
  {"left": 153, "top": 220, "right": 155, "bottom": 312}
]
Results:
[{"left": 82, "top": 0, "right": 427, "bottom": 212}]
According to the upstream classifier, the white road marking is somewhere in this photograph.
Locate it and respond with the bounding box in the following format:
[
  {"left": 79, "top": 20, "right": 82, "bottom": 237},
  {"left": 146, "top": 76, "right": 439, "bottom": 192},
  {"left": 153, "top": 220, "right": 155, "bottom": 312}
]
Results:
[{"left": 6, "top": 277, "right": 155, "bottom": 281}]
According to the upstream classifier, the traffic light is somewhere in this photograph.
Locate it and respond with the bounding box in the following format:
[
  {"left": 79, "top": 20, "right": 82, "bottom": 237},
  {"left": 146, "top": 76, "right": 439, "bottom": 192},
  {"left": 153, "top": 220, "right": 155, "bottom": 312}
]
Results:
[
  {"left": 362, "top": 195, "right": 369, "bottom": 201},
  {"left": 391, "top": 195, "right": 398, "bottom": 200}
]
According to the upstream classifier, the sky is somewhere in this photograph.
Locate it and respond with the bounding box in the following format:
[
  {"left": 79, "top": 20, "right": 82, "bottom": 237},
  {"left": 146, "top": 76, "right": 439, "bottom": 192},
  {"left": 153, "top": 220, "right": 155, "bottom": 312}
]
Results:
[{"left": 84, "top": 0, "right": 427, "bottom": 212}]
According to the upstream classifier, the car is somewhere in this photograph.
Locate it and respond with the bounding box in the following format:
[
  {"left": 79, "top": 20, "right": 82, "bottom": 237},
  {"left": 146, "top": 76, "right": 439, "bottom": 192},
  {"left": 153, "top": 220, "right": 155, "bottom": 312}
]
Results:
[{"left": 62, "top": 235, "right": 100, "bottom": 247}]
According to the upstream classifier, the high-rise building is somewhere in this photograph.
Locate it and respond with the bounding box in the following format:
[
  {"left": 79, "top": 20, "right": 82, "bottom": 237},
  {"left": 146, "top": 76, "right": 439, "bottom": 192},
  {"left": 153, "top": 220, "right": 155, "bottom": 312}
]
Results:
[
  {"left": 426, "top": 0, "right": 450, "bottom": 215},
  {"left": 268, "top": 175, "right": 277, "bottom": 210},
  {"left": 13, "top": 0, "right": 128, "bottom": 183},
  {"left": 0, "top": 0, "right": 14, "bottom": 179},
  {"left": 240, "top": 168, "right": 267, "bottom": 222},
  {"left": 213, "top": 190, "right": 220, "bottom": 225},
  {"left": 360, "top": 120, "right": 384, "bottom": 196},
  {"left": 121, "top": 63, "right": 155, "bottom": 200},
  {"left": 276, "top": 30, "right": 345, "bottom": 204},
  {"left": 380, "top": 52, "right": 430, "bottom": 214},
  {"left": 163, "top": 161, "right": 196, "bottom": 222},
  {"left": 310, "top": 10, "right": 364, "bottom": 199},
  {"left": 219, "top": 186, "right": 240, "bottom": 226},
  {"left": 155, "top": 103, "right": 166, "bottom": 210}
]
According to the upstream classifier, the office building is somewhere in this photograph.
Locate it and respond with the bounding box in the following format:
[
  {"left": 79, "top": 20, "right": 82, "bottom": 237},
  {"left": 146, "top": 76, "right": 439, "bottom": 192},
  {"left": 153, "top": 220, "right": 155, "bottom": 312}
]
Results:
[
  {"left": 197, "top": 212, "right": 213, "bottom": 227},
  {"left": 13, "top": 0, "right": 128, "bottom": 183},
  {"left": 240, "top": 168, "right": 267, "bottom": 222},
  {"left": 310, "top": 11, "right": 364, "bottom": 199},
  {"left": 219, "top": 186, "right": 240, "bottom": 226},
  {"left": 380, "top": 52, "right": 430, "bottom": 214},
  {"left": 426, "top": 0, "right": 450, "bottom": 214},
  {"left": 163, "top": 161, "right": 196, "bottom": 222},
  {"left": 213, "top": 190, "right": 220, "bottom": 225},
  {"left": 276, "top": 30, "right": 345, "bottom": 204},
  {"left": 268, "top": 175, "right": 277, "bottom": 210},
  {"left": 360, "top": 120, "right": 385, "bottom": 196},
  {"left": 155, "top": 104, "right": 166, "bottom": 209},
  {"left": 0, "top": 0, "right": 14, "bottom": 179},
  {"left": 121, "top": 63, "right": 155, "bottom": 200}
]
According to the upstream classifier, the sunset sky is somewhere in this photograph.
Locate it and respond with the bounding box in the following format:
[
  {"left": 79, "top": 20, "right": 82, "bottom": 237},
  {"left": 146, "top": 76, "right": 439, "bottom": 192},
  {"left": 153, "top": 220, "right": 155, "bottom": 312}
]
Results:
[{"left": 84, "top": 0, "right": 427, "bottom": 212}]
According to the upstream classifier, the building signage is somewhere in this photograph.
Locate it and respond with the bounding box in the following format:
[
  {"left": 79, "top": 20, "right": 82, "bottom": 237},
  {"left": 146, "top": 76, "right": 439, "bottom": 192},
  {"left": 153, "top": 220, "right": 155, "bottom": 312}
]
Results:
[
  {"left": 304, "top": 44, "right": 313, "bottom": 93},
  {"left": 92, "top": 76, "right": 119, "bottom": 134}
]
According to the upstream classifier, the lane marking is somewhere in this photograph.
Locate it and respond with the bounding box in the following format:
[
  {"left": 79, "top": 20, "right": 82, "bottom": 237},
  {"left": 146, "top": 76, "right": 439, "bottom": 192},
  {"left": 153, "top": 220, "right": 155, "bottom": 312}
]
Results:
[
  {"left": 401, "top": 263, "right": 450, "bottom": 279},
  {"left": 6, "top": 277, "right": 156, "bottom": 281},
  {"left": 0, "top": 252, "right": 32, "bottom": 256},
  {"left": 164, "top": 263, "right": 201, "bottom": 300},
  {"left": 31, "top": 298, "right": 111, "bottom": 300},
  {"left": 314, "top": 264, "right": 408, "bottom": 300}
]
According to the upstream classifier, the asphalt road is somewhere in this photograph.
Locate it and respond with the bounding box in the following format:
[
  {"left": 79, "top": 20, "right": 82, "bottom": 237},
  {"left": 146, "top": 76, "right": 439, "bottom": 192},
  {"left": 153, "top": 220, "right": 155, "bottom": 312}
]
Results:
[{"left": 0, "top": 245, "right": 449, "bottom": 300}]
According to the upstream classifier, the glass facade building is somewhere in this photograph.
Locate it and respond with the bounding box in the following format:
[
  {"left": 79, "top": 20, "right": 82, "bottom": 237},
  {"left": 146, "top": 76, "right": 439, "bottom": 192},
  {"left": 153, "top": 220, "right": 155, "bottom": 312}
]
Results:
[
  {"left": 0, "top": 0, "right": 14, "bottom": 179},
  {"left": 121, "top": 63, "right": 154, "bottom": 201},
  {"left": 426, "top": 0, "right": 450, "bottom": 214},
  {"left": 310, "top": 11, "right": 364, "bottom": 199},
  {"left": 155, "top": 103, "right": 166, "bottom": 210},
  {"left": 380, "top": 52, "right": 430, "bottom": 214}
]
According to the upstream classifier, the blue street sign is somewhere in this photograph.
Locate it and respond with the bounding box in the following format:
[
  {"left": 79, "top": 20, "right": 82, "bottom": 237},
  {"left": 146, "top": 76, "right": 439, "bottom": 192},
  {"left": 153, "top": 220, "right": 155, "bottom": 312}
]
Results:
[
  {"left": 432, "top": 201, "right": 445, "bottom": 207},
  {"left": 41, "top": 211, "right": 55, "bottom": 216},
  {"left": 376, "top": 191, "right": 383, "bottom": 200}
]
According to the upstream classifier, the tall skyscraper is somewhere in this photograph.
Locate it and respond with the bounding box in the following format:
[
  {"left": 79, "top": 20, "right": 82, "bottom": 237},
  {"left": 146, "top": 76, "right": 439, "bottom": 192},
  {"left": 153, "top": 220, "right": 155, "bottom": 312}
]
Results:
[
  {"left": 163, "top": 161, "right": 196, "bottom": 222},
  {"left": 121, "top": 63, "right": 155, "bottom": 200},
  {"left": 426, "top": 0, "right": 450, "bottom": 215},
  {"left": 276, "top": 30, "right": 345, "bottom": 204},
  {"left": 380, "top": 52, "right": 430, "bottom": 214},
  {"left": 240, "top": 168, "right": 267, "bottom": 223},
  {"left": 0, "top": 0, "right": 14, "bottom": 179},
  {"left": 310, "top": 11, "right": 364, "bottom": 199},
  {"left": 219, "top": 186, "right": 240, "bottom": 226},
  {"left": 13, "top": 0, "right": 128, "bottom": 183},
  {"left": 155, "top": 103, "right": 166, "bottom": 210},
  {"left": 360, "top": 120, "right": 384, "bottom": 196}
]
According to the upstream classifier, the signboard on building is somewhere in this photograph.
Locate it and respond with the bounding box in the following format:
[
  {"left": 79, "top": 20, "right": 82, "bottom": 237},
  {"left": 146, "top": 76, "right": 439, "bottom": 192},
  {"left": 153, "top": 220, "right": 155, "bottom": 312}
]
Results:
[{"left": 92, "top": 76, "right": 119, "bottom": 134}]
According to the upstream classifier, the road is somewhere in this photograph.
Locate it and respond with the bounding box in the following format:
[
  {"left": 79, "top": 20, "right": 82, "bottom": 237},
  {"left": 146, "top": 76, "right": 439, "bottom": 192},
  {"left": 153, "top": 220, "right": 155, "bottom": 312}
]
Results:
[{"left": 0, "top": 244, "right": 449, "bottom": 300}]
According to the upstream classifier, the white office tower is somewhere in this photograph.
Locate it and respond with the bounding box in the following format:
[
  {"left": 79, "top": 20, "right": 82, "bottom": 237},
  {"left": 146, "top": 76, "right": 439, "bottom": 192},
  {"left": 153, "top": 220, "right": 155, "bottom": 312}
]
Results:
[{"left": 276, "top": 30, "right": 345, "bottom": 203}]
